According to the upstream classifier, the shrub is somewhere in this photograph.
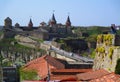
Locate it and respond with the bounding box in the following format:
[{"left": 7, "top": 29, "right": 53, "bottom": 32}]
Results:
[
  {"left": 115, "top": 58, "right": 120, "bottom": 74},
  {"left": 20, "top": 68, "right": 40, "bottom": 81}
]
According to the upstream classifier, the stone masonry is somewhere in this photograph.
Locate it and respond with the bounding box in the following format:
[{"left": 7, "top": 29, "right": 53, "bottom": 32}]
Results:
[{"left": 93, "top": 34, "right": 120, "bottom": 73}]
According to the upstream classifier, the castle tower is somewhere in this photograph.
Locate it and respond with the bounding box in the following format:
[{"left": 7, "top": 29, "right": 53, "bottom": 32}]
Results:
[
  {"left": 4, "top": 17, "right": 12, "bottom": 27},
  {"left": 50, "top": 13, "right": 57, "bottom": 26},
  {"left": 28, "top": 18, "right": 33, "bottom": 28},
  {"left": 15, "top": 23, "right": 20, "bottom": 28},
  {"left": 65, "top": 15, "right": 71, "bottom": 27}
]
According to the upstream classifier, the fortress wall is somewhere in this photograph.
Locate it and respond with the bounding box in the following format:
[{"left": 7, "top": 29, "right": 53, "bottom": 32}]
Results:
[{"left": 93, "top": 34, "right": 120, "bottom": 72}]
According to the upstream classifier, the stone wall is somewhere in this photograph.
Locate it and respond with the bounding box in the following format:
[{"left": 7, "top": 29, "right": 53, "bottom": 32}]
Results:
[{"left": 93, "top": 34, "right": 120, "bottom": 73}]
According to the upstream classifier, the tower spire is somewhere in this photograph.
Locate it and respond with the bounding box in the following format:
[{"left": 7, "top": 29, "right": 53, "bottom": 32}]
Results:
[
  {"left": 28, "top": 18, "right": 33, "bottom": 28},
  {"left": 50, "top": 10, "right": 56, "bottom": 26},
  {"left": 66, "top": 13, "right": 71, "bottom": 27}
]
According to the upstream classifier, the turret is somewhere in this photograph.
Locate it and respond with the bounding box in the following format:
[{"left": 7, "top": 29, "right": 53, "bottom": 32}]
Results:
[
  {"left": 40, "top": 21, "right": 46, "bottom": 27},
  {"left": 4, "top": 17, "right": 12, "bottom": 27},
  {"left": 65, "top": 16, "right": 71, "bottom": 27},
  {"left": 15, "top": 23, "right": 20, "bottom": 28},
  {"left": 50, "top": 13, "right": 57, "bottom": 26},
  {"left": 28, "top": 18, "right": 33, "bottom": 28}
]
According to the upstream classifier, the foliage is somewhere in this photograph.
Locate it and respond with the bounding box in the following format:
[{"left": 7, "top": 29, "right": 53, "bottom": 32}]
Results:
[
  {"left": 20, "top": 68, "right": 40, "bottom": 81},
  {"left": 90, "top": 49, "right": 96, "bottom": 59},
  {"left": 0, "top": 30, "right": 3, "bottom": 36},
  {"left": 2, "top": 60, "right": 12, "bottom": 66},
  {"left": 97, "top": 34, "right": 103, "bottom": 43},
  {"left": 15, "top": 43, "right": 32, "bottom": 50},
  {"left": 86, "top": 34, "right": 97, "bottom": 42},
  {"left": 86, "top": 26, "right": 106, "bottom": 35},
  {"left": 95, "top": 46, "right": 105, "bottom": 53},
  {"left": 0, "top": 53, "right": 3, "bottom": 65},
  {"left": 116, "top": 30, "right": 120, "bottom": 35},
  {"left": 0, "top": 38, "right": 46, "bottom": 66},
  {"left": 61, "top": 43, "right": 72, "bottom": 52},
  {"left": 108, "top": 47, "right": 114, "bottom": 60},
  {"left": 29, "top": 36, "right": 44, "bottom": 43},
  {"left": 103, "top": 34, "right": 114, "bottom": 46},
  {"left": 115, "top": 58, "right": 120, "bottom": 74},
  {"left": 55, "top": 38, "right": 63, "bottom": 43},
  {"left": 81, "top": 52, "right": 88, "bottom": 57}
]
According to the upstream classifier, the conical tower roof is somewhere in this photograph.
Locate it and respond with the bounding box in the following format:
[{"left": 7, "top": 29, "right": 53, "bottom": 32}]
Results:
[
  {"left": 66, "top": 16, "right": 71, "bottom": 27},
  {"left": 50, "top": 13, "right": 56, "bottom": 25},
  {"left": 28, "top": 18, "right": 33, "bottom": 27}
]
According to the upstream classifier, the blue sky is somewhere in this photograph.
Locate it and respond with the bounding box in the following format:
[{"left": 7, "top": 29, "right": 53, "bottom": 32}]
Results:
[{"left": 0, "top": 0, "right": 120, "bottom": 26}]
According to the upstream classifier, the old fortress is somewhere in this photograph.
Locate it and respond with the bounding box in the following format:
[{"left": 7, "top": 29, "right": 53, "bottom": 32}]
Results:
[{"left": 3, "top": 13, "right": 73, "bottom": 40}]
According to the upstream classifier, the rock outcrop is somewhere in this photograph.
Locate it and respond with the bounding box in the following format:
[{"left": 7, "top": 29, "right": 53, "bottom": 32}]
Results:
[{"left": 15, "top": 35, "right": 39, "bottom": 48}]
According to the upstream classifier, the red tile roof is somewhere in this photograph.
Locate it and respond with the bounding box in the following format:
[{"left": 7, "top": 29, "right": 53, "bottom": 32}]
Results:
[
  {"left": 77, "top": 69, "right": 109, "bottom": 81},
  {"left": 50, "top": 75, "right": 77, "bottom": 81},
  {"left": 90, "top": 73, "right": 120, "bottom": 82},
  {"left": 77, "top": 69, "right": 120, "bottom": 82},
  {"left": 50, "top": 69, "right": 92, "bottom": 81},
  {"left": 23, "top": 55, "right": 65, "bottom": 79},
  {"left": 51, "top": 69, "right": 92, "bottom": 72}
]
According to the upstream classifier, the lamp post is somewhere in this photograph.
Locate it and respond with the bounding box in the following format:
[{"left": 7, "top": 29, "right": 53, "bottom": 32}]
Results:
[{"left": 46, "top": 57, "right": 50, "bottom": 81}]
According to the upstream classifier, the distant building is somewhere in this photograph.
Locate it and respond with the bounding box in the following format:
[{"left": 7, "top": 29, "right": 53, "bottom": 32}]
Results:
[
  {"left": 65, "top": 15, "right": 71, "bottom": 27},
  {"left": 28, "top": 18, "right": 33, "bottom": 28},
  {"left": 4, "top": 17, "right": 12, "bottom": 28},
  {"left": 3, "top": 13, "right": 73, "bottom": 40},
  {"left": 49, "top": 13, "right": 57, "bottom": 27}
]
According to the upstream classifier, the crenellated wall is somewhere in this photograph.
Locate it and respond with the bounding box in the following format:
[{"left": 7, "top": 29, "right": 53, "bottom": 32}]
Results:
[{"left": 93, "top": 34, "right": 120, "bottom": 73}]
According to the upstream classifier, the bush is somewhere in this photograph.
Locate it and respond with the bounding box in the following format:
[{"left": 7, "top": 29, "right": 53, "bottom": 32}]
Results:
[
  {"left": 90, "top": 50, "right": 96, "bottom": 59},
  {"left": 115, "top": 58, "right": 120, "bottom": 74},
  {"left": 20, "top": 68, "right": 40, "bottom": 81}
]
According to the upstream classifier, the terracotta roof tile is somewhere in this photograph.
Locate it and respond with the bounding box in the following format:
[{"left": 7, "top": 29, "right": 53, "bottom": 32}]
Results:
[
  {"left": 77, "top": 69, "right": 120, "bottom": 82},
  {"left": 76, "top": 69, "right": 110, "bottom": 81},
  {"left": 23, "top": 55, "right": 65, "bottom": 79},
  {"left": 50, "top": 75, "right": 77, "bottom": 81},
  {"left": 49, "top": 69, "right": 92, "bottom": 81},
  {"left": 91, "top": 73, "right": 120, "bottom": 82},
  {"left": 51, "top": 69, "right": 92, "bottom": 73}
]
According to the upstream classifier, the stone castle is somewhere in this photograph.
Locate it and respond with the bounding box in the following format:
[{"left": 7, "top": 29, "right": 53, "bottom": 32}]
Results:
[{"left": 3, "top": 13, "right": 73, "bottom": 40}]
